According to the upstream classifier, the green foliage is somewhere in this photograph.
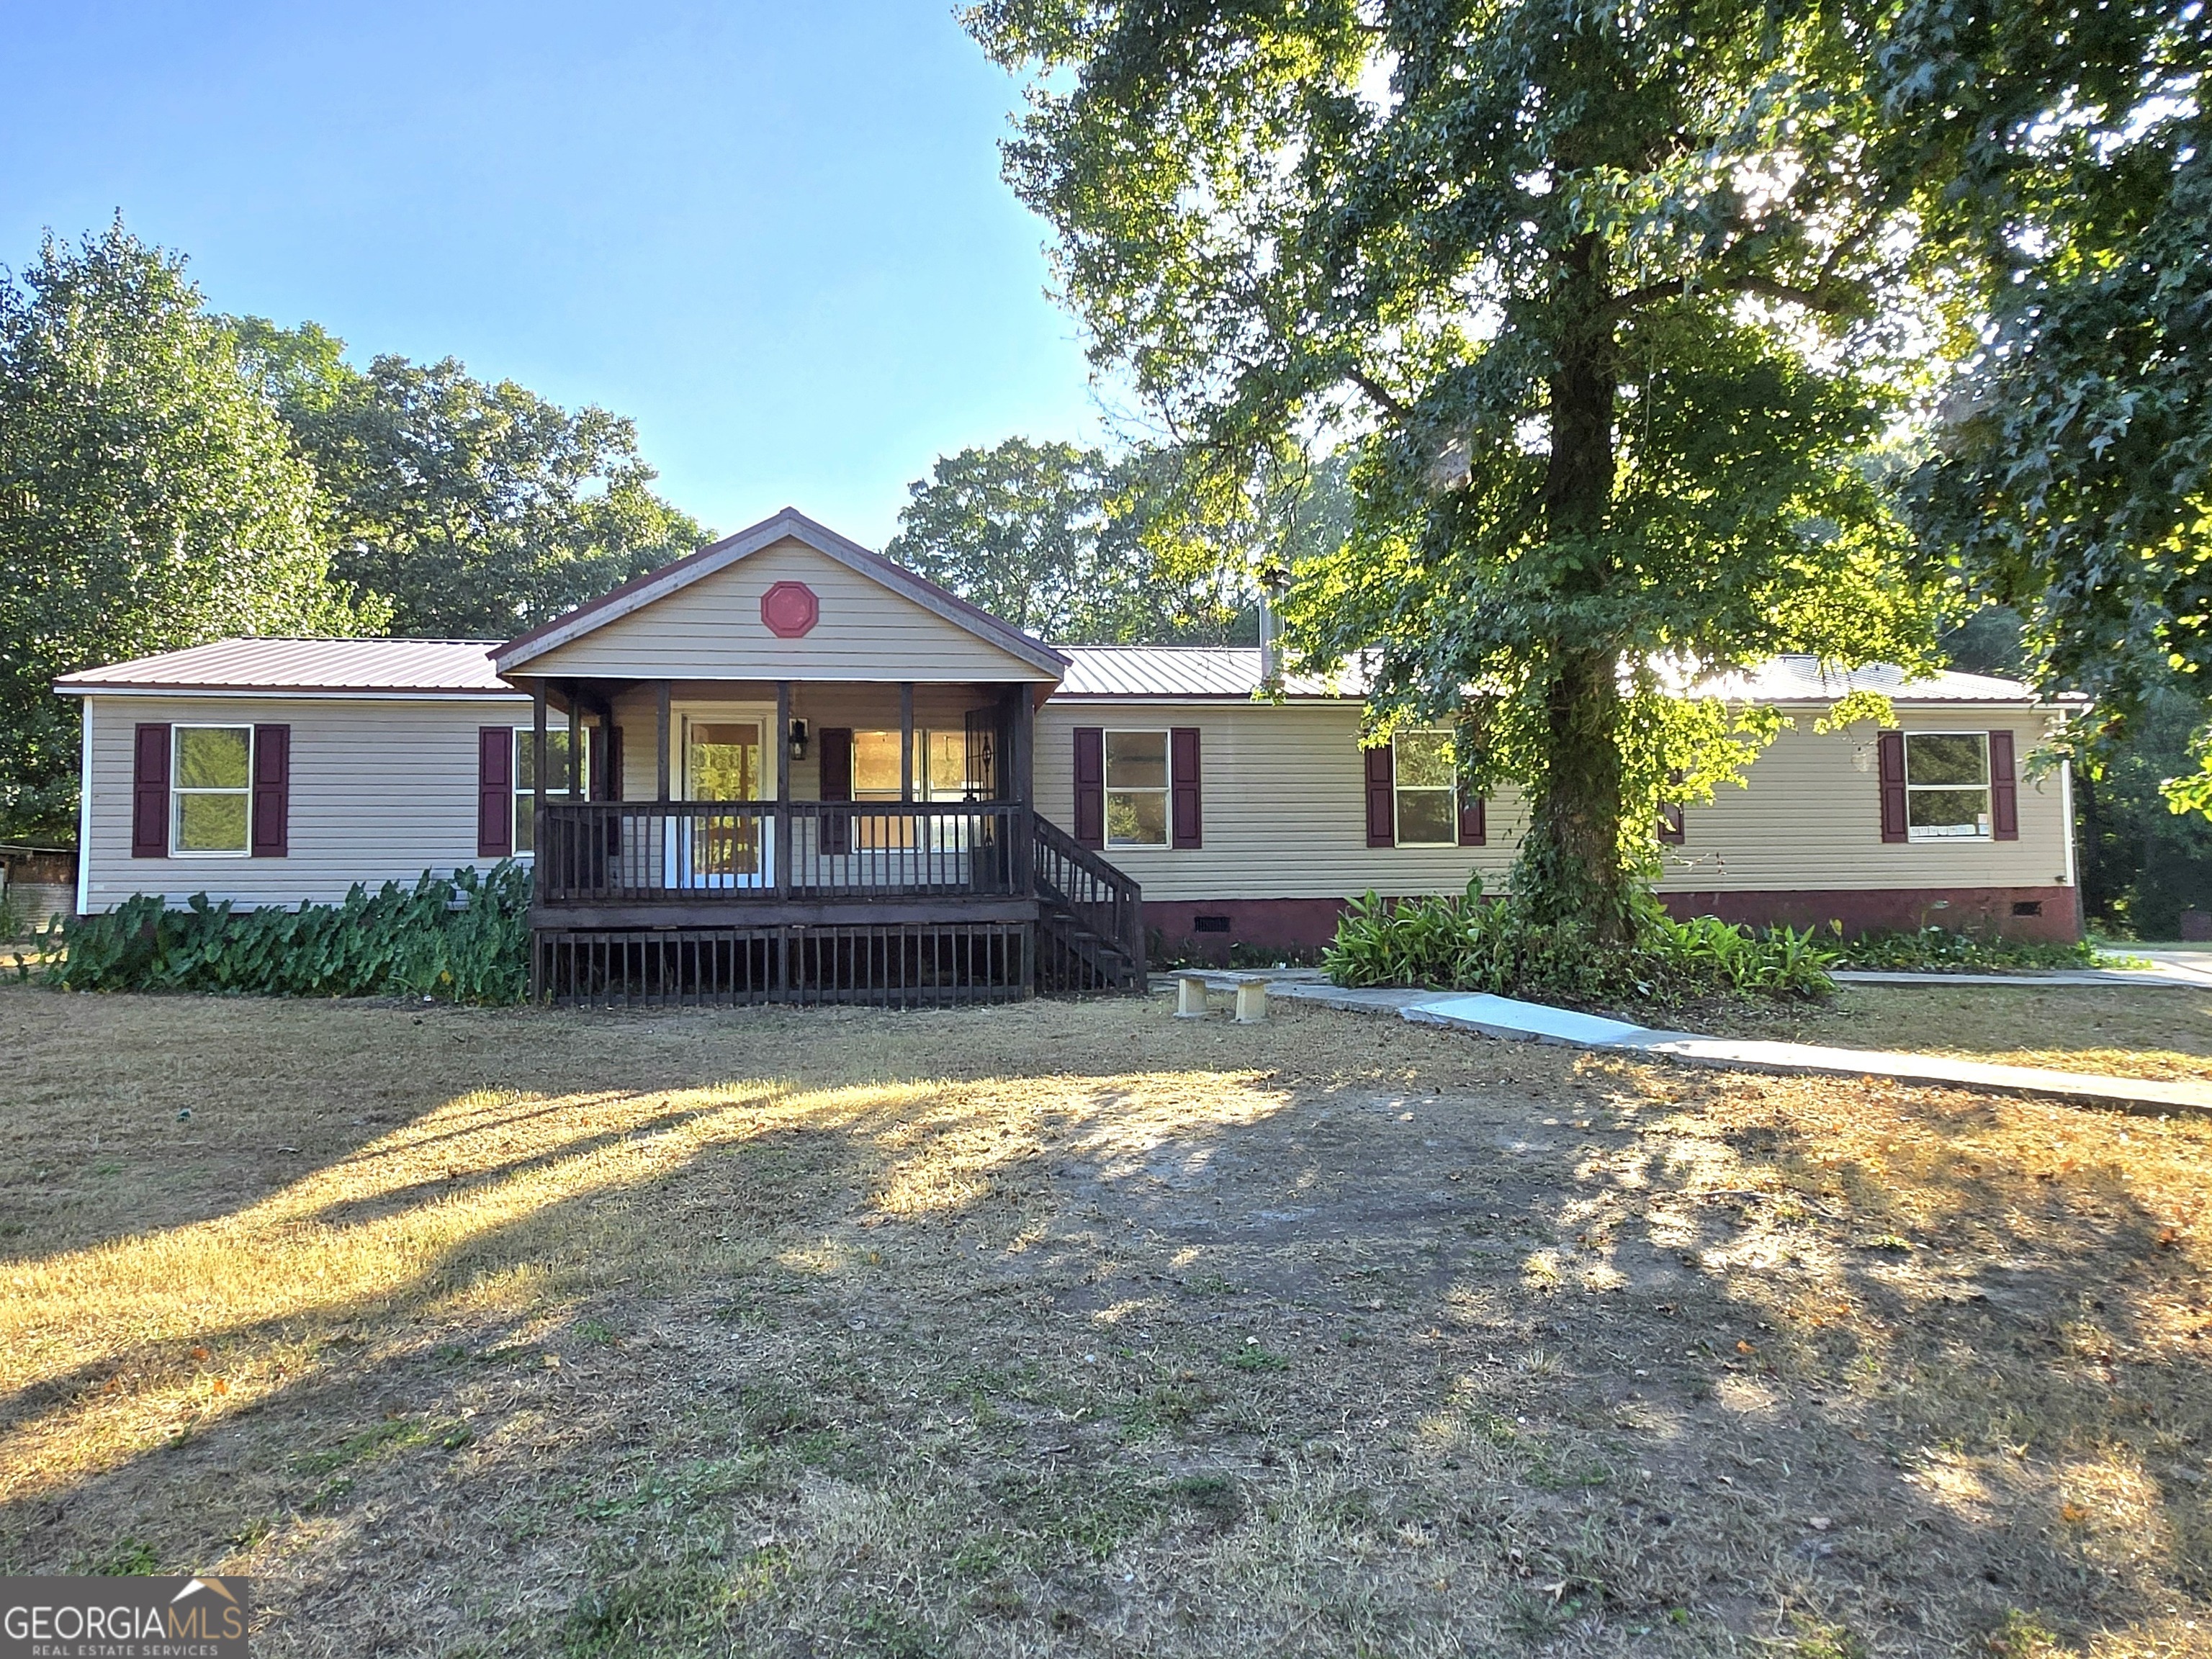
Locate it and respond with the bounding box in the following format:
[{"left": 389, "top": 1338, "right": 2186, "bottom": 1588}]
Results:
[
  {"left": 0, "top": 220, "right": 384, "bottom": 844},
  {"left": 40, "top": 862, "right": 531, "bottom": 1003},
  {"left": 885, "top": 436, "right": 1349, "bottom": 644},
  {"left": 1893, "top": 0, "right": 2208, "bottom": 776},
  {"left": 1830, "top": 926, "right": 2105, "bottom": 973},
  {"left": 967, "top": 0, "right": 1945, "bottom": 938},
  {"left": 233, "top": 318, "right": 707, "bottom": 637},
  {"left": 1321, "top": 881, "right": 1835, "bottom": 1004}
]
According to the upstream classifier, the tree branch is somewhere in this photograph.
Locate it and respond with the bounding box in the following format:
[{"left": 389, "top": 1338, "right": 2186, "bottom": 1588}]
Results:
[
  {"left": 1604, "top": 269, "right": 1855, "bottom": 320},
  {"left": 1344, "top": 364, "right": 1409, "bottom": 422}
]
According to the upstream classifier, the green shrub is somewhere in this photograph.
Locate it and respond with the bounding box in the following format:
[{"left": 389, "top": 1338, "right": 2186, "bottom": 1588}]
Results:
[
  {"left": 37, "top": 862, "right": 531, "bottom": 1003},
  {"left": 1322, "top": 879, "right": 1835, "bottom": 1004},
  {"left": 1830, "top": 925, "right": 2106, "bottom": 972}
]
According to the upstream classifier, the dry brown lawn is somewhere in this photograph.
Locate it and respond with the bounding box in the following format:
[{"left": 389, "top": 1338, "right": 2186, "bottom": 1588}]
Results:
[
  {"left": 1684, "top": 984, "right": 2212, "bottom": 1083},
  {"left": 1, "top": 982, "right": 2208, "bottom": 1658}
]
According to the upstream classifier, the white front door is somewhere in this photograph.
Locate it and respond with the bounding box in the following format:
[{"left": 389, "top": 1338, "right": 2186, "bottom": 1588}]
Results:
[{"left": 669, "top": 706, "right": 775, "bottom": 887}]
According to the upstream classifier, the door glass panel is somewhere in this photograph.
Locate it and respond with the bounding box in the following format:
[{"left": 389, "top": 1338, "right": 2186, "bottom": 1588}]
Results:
[
  {"left": 685, "top": 721, "right": 763, "bottom": 880},
  {"left": 688, "top": 723, "right": 762, "bottom": 801},
  {"left": 924, "top": 730, "right": 972, "bottom": 799}
]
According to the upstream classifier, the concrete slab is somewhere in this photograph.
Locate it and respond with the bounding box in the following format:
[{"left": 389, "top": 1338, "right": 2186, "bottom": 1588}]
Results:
[
  {"left": 1252, "top": 980, "right": 2212, "bottom": 1115},
  {"left": 1401, "top": 993, "right": 1650, "bottom": 1046},
  {"left": 1833, "top": 968, "right": 2205, "bottom": 989}
]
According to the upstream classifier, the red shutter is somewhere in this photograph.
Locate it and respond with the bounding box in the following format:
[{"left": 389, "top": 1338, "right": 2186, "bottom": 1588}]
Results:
[
  {"left": 477, "top": 727, "right": 513, "bottom": 859},
  {"left": 1457, "top": 787, "right": 1486, "bottom": 846},
  {"left": 1073, "top": 727, "right": 1105, "bottom": 848},
  {"left": 1170, "top": 727, "right": 1202, "bottom": 849},
  {"left": 819, "top": 727, "right": 853, "bottom": 855},
  {"left": 1990, "top": 728, "right": 2018, "bottom": 840},
  {"left": 1364, "top": 744, "right": 1395, "bottom": 847},
  {"left": 1878, "top": 730, "right": 1907, "bottom": 843},
  {"left": 250, "top": 724, "right": 290, "bottom": 858},
  {"left": 132, "top": 723, "right": 171, "bottom": 858}
]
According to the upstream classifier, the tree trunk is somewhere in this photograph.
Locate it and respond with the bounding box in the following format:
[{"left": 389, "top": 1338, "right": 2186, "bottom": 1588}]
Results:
[{"left": 1513, "top": 233, "right": 1633, "bottom": 943}]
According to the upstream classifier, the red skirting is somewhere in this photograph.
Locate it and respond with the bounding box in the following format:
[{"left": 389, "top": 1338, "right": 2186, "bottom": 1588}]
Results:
[{"left": 1147, "top": 884, "right": 2082, "bottom": 960}]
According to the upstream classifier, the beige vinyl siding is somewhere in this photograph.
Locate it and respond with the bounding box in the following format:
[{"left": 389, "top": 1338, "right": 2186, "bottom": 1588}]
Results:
[
  {"left": 1035, "top": 701, "right": 1526, "bottom": 901},
  {"left": 1035, "top": 698, "right": 2072, "bottom": 901},
  {"left": 1658, "top": 709, "right": 2071, "bottom": 893},
  {"left": 606, "top": 683, "right": 1012, "bottom": 802},
  {"left": 78, "top": 692, "right": 529, "bottom": 913},
  {"left": 519, "top": 538, "right": 1058, "bottom": 683}
]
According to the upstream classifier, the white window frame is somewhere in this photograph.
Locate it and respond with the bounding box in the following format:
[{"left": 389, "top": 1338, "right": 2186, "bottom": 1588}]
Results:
[
  {"left": 1104, "top": 727, "right": 1172, "bottom": 849},
  {"left": 1904, "top": 731, "right": 1993, "bottom": 842},
  {"left": 511, "top": 725, "right": 588, "bottom": 856},
  {"left": 170, "top": 724, "right": 253, "bottom": 858},
  {"left": 1392, "top": 729, "right": 1459, "bottom": 848}
]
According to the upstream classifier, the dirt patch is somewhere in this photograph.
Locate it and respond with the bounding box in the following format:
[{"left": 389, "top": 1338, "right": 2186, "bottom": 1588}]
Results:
[{"left": 1, "top": 983, "right": 2207, "bottom": 1656}]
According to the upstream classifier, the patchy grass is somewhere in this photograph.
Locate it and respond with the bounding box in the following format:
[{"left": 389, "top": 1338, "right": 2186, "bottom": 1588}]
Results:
[
  {"left": 1684, "top": 983, "right": 2212, "bottom": 1082},
  {"left": 1, "top": 982, "right": 2208, "bottom": 1656}
]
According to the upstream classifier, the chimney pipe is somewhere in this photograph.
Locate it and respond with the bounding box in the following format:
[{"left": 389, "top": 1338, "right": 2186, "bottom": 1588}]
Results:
[{"left": 1258, "top": 562, "right": 1290, "bottom": 691}]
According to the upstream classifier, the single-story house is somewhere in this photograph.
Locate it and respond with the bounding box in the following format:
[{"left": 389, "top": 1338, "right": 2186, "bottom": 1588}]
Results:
[{"left": 54, "top": 508, "right": 2080, "bottom": 1003}]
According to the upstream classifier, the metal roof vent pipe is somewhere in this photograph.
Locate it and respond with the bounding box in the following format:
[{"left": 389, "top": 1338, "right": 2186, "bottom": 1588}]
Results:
[{"left": 1257, "top": 561, "right": 1290, "bottom": 696}]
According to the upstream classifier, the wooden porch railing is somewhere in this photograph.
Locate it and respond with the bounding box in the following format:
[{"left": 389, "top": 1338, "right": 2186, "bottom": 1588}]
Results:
[
  {"left": 534, "top": 800, "right": 1024, "bottom": 903},
  {"left": 1030, "top": 811, "right": 1146, "bottom": 978}
]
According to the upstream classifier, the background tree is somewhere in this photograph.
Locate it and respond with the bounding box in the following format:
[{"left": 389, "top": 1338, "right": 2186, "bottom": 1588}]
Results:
[
  {"left": 235, "top": 320, "right": 707, "bottom": 637},
  {"left": 886, "top": 435, "right": 1346, "bottom": 644},
  {"left": 968, "top": 0, "right": 1942, "bottom": 939},
  {"left": 1892, "top": 0, "right": 2208, "bottom": 797},
  {"left": 0, "top": 223, "right": 380, "bottom": 844}
]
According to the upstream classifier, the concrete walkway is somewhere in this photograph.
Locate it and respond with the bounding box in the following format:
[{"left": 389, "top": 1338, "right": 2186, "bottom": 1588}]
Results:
[
  {"left": 1160, "top": 971, "right": 2211, "bottom": 1113},
  {"left": 1834, "top": 959, "right": 2212, "bottom": 989}
]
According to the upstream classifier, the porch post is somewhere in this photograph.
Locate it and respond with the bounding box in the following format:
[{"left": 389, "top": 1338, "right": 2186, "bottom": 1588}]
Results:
[
  {"left": 1008, "top": 683, "right": 1035, "bottom": 895},
  {"left": 655, "top": 680, "right": 671, "bottom": 803},
  {"left": 565, "top": 688, "right": 582, "bottom": 800},
  {"left": 899, "top": 681, "right": 914, "bottom": 803},
  {"left": 531, "top": 685, "right": 548, "bottom": 886},
  {"left": 774, "top": 679, "right": 793, "bottom": 896}
]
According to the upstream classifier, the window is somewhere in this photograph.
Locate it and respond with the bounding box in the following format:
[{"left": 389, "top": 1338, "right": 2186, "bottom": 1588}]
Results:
[
  {"left": 1392, "top": 729, "right": 1457, "bottom": 846},
  {"left": 849, "top": 731, "right": 983, "bottom": 801},
  {"left": 853, "top": 730, "right": 904, "bottom": 801},
  {"left": 171, "top": 726, "right": 252, "bottom": 855},
  {"left": 1905, "top": 732, "right": 1991, "bottom": 840},
  {"left": 512, "top": 727, "right": 584, "bottom": 854},
  {"left": 1105, "top": 729, "right": 1169, "bottom": 846}
]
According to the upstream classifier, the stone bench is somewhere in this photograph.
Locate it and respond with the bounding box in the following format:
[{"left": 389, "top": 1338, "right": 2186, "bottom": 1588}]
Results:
[{"left": 1172, "top": 971, "right": 1269, "bottom": 1024}]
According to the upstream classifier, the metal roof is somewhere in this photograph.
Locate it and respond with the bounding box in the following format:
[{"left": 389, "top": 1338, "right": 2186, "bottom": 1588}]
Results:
[
  {"left": 1694, "top": 657, "right": 2055, "bottom": 705},
  {"left": 53, "top": 637, "right": 514, "bottom": 696},
  {"left": 1054, "top": 647, "right": 2050, "bottom": 705},
  {"left": 1055, "top": 646, "right": 1373, "bottom": 698},
  {"left": 52, "top": 636, "right": 2056, "bottom": 709}
]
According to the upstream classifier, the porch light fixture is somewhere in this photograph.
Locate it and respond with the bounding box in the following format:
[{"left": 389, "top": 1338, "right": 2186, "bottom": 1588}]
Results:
[{"left": 788, "top": 719, "right": 809, "bottom": 760}]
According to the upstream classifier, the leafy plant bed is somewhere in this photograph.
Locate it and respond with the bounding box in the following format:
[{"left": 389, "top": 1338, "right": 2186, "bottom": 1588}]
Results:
[
  {"left": 1322, "top": 883, "right": 1837, "bottom": 1004},
  {"left": 1830, "top": 925, "right": 2128, "bottom": 974},
  {"left": 22, "top": 861, "right": 529, "bottom": 1003}
]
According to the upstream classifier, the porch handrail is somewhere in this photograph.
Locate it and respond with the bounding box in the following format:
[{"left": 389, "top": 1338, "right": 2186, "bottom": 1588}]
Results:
[
  {"left": 533, "top": 799, "right": 1020, "bottom": 903},
  {"left": 1029, "top": 812, "right": 1146, "bottom": 977}
]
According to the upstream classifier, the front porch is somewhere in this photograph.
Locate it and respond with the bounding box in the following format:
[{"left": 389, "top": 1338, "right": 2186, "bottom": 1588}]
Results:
[
  {"left": 515, "top": 675, "right": 1141, "bottom": 1004},
  {"left": 489, "top": 508, "right": 1144, "bottom": 1005}
]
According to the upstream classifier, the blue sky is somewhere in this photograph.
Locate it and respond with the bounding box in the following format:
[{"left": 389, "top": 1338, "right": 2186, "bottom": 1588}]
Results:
[{"left": 0, "top": 0, "right": 1101, "bottom": 545}]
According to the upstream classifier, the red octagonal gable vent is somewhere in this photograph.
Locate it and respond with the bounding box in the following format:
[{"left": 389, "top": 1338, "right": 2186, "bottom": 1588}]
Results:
[{"left": 760, "top": 580, "right": 820, "bottom": 639}]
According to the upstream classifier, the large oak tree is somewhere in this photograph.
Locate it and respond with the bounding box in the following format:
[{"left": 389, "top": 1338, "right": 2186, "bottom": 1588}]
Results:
[{"left": 966, "top": 0, "right": 1943, "bottom": 938}]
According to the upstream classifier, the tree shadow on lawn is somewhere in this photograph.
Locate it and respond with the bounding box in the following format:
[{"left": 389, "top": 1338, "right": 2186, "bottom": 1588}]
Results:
[{"left": 0, "top": 994, "right": 2206, "bottom": 1656}]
